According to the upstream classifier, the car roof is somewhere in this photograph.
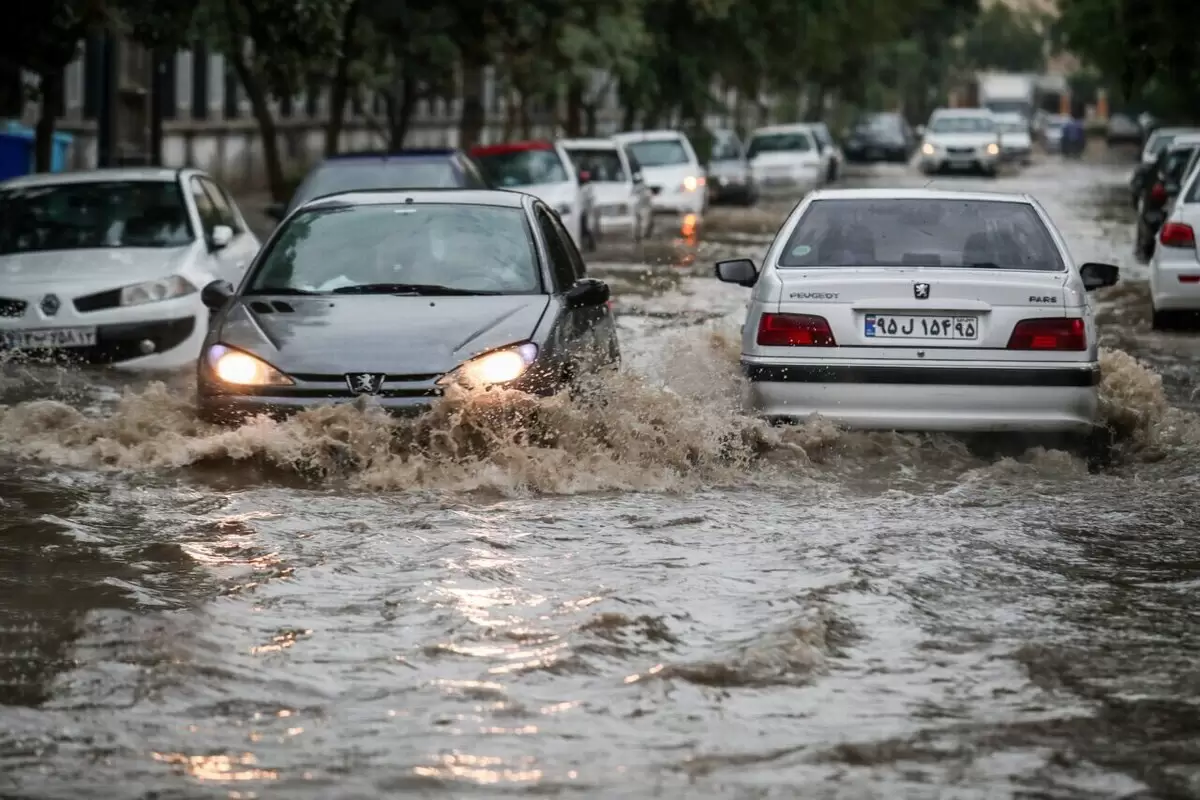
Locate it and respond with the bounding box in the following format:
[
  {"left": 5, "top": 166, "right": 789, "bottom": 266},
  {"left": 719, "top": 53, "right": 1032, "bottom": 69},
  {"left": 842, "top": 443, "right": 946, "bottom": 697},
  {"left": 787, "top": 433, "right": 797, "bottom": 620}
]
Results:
[
  {"left": 931, "top": 107, "right": 993, "bottom": 117},
  {"left": 612, "top": 130, "right": 685, "bottom": 142},
  {"left": 0, "top": 167, "right": 191, "bottom": 188},
  {"left": 299, "top": 188, "right": 529, "bottom": 212},
  {"left": 1167, "top": 134, "right": 1200, "bottom": 146},
  {"left": 323, "top": 148, "right": 461, "bottom": 163},
  {"left": 750, "top": 123, "right": 815, "bottom": 135},
  {"left": 1150, "top": 127, "right": 1200, "bottom": 137},
  {"left": 807, "top": 188, "right": 1032, "bottom": 204},
  {"left": 470, "top": 140, "right": 555, "bottom": 157},
  {"left": 559, "top": 138, "right": 617, "bottom": 149}
]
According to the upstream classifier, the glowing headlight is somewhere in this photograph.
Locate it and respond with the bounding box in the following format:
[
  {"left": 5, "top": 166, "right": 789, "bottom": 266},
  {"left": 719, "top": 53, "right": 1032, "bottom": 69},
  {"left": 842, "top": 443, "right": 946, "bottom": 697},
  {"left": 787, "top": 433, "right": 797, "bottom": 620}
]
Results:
[
  {"left": 120, "top": 275, "right": 196, "bottom": 306},
  {"left": 986, "top": 142, "right": 1000, "bottom": 155},
  {"left": 682, "top": 176, "right": 705, "bottom": 192},
  {"left": 206, "top": 344, "right": 293, "bottom": 386},
  {"left": 921, "top": 142, "right": 935, "bottom": 156},
  {"left": 438, "top": 343, "right": 539, "bottom": 387}
]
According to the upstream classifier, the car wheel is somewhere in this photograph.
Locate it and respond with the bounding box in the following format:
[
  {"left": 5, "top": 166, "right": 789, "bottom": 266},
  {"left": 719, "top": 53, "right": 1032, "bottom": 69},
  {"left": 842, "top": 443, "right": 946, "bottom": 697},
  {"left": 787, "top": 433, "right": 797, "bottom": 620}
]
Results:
[
  {"left": 1070, "top": 426, "right": 1115, "bottom": 473},
  {"left": 1151, "top": 308, "right": 1174, "bottom": 330}
]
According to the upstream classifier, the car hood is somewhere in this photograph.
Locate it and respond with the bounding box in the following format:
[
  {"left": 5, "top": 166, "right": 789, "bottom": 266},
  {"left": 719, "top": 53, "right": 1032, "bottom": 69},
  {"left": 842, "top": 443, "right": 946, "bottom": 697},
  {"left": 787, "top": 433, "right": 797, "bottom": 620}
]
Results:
[
  {"left": 218, "top": 294, "right": 550, "bottom": 375},
  {"left": 640, "top": 164, "right": 700, "bottom": 190},
  {"left": 0, "top": 246, "right": 196, "bottom": 289},
  {"left": 1001, "top": 132, "right": 1032, "bottom": 146},
  {"left": 926, "top": 132, "right": 998, "bottom": 147}
]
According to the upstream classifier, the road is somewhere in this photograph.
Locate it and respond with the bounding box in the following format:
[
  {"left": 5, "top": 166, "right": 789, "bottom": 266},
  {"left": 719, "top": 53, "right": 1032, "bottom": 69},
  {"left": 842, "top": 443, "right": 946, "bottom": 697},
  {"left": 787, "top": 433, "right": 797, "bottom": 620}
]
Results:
[{"left": 2, "top": 152, "right": 1199, "bottom": 799}]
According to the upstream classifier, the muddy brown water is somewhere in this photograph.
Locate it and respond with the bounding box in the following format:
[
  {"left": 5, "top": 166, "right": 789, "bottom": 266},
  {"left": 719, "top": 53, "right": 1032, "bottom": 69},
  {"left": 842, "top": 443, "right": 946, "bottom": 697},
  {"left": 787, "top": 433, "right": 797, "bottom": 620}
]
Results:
[{"left": 3, "top": 157, "right": 1200, "bottom": 799}]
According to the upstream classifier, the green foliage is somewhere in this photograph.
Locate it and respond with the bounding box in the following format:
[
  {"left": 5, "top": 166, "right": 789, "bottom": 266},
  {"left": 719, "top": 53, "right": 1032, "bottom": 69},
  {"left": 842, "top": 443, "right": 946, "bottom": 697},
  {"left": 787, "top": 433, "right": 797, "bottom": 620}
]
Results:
[{"left": 961, "top": 3, "right": 1047, "bottom": 73}]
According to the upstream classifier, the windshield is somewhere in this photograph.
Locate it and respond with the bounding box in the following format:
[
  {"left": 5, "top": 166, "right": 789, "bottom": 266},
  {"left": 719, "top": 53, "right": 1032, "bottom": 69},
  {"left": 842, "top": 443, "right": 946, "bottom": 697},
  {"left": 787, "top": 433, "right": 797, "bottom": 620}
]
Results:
[
  {"left": 625, "top": 139, "right": 690, "bottom": 167},
  {"left": 289, "top": 160, "right": 463, "bottom": 212},
  {"left": 563, "top": 148, "right": 627, "bottom": 182},
  {"left": 998, "top": 121, "right": 1028, "bottom": 134},
  {"left": 747, "top": 133, "right": 812, "bottom": 158},
  {"left": 778, "top": 198, "right": 1064, "bottom": 271},
  {"left": 474, "top": 148, "right": 569, "bottom": 187},
  {"left": 710, "top": 135, "right": 743, "bottom": 161},
  {"left": 1164, "top": 146, "right": 1199, "bottom": 183},
  {"left": 855, "top": 115, "right": 902, "bottom": 133},
  {"left": 929, "top": 116, "right": 996, "bottom": 134},
  {"left": 0, "top": 180, "right": 193, "bottom": 255},
  {"left": 985, "top": 101, "right": 1029, "bottom": 116},
  {"left": 251, "top": 204, "right": 542, "bottom": 294}
]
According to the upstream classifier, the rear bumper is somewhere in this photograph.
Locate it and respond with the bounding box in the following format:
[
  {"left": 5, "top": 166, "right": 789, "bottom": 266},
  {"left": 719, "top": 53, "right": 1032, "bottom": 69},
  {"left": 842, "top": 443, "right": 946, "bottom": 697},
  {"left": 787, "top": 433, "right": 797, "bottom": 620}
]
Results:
[
  {"left": 742, "top": 361, "right": 1100, "bottom": 433},
  {"left": 1151, "top": 250, "right": 1200, "bottom": 310}
]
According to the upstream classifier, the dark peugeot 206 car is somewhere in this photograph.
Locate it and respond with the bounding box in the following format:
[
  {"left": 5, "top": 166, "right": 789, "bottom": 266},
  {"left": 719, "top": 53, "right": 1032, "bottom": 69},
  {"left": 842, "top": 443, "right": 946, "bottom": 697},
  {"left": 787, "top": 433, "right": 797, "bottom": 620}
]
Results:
[{"left": 197, "top": 189, "right": 620, "bottom": 422}]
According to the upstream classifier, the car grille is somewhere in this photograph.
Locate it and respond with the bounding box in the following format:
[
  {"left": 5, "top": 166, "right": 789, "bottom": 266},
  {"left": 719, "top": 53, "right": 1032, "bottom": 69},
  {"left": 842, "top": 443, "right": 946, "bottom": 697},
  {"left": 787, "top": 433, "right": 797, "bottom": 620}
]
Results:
[
  {"left": 648, "top": 186, "right": 663, "bottom": 196},
  {"left": 0, "top": 297, "right": 26, "bottom": 317},
  {"left": 73, "top": 288, "right": 122, "bottom": 312},
  {"left": 598, "top": 204, "right": 627, "bottom": 214},
  {"left": 947, "top": 147, "right": 975, "bottom": 155}
]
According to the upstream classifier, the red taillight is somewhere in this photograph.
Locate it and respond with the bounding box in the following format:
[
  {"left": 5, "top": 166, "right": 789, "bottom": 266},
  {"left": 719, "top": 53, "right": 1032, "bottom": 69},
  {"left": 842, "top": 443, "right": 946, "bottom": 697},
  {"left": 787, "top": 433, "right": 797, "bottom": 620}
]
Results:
[
  {"left": 1007, "top": 318, "right": 1086, "bottom": 351},
  {"left": 1159, "top": 222, "right": 1196, "bottom": 248},
  {"left": 757, "top": 313, "right": 837, "bottom": 346},
  {"left": 1150, "top": 182, "right": 1167, "bottom": 204}
]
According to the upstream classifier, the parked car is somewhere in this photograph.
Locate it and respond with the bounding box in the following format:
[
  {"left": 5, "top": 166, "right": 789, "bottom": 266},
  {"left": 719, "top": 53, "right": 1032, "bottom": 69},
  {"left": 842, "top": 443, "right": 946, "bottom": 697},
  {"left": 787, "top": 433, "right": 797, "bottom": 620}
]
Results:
[
  {"left": 268, "top": 148, "right": 488, "bottom": 222},
  {"left": 1105, "top": 113, "right": 1142, "bottom": 146},
  {"left": 1042, "top": 114, "right": 1069, "bottom": 153},
  {"left": 843, "top": 112, "right": 915, "bottom": 163},
  {"left": 993, "top": 112, "right": 1033, "bottom": 165},
  {"left": 611, "top": 130, "right": 708, "bottom": 224},
  {"left": 559, "top": 137, "right": 653, "bottom": 243},
  {"left": 1134, "top": 135, "right": 1200, "bottom": 262},
  {"left": 1149, "top": 156, "right": 1200, "bottom": 329},
  {"left": 744, "top": 124, "right": 827, "bottom": 197},
  {"left": 0, "top": 167, "right": 260, "bottom": 369},
  {"left": 705, "top": 128, "right": 757, "bottom": 206},
  {"left": 1130, "top": 127, "right": 1200, "bottom": 208},
  {"left": 471, "top": 140, "right": 596, "bottom": 252}
]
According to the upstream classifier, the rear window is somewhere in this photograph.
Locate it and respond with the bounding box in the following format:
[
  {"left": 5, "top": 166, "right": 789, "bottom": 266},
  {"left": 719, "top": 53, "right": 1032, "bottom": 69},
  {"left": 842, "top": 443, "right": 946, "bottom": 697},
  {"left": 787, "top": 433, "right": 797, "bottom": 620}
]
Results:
[
  {"left": 562, "top": 148, "right": 626, "bottom": 182},
  {"left": 625, "top": 139, "right": 690, "bottom": 167},
  {"left": 474, "top": 148, "right": 569, "bottom": 187},
  {"left": 289, "top": 160, "right": 461, "bottom": 212},
  {"left": 747, "top": 133, "right": 812, "bottom": 158},
  {"left": 1164, "top": 146, "right": 1199, "bottom": 183},
  {"left": 777, "top": 198, "right": 1064, "bottom": 271}
]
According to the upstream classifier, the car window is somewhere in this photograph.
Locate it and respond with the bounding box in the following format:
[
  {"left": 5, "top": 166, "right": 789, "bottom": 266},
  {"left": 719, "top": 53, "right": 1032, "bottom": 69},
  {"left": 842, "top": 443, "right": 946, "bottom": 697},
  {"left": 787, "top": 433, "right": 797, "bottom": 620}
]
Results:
[
  {"left": 747, "top": 132, "right": 812, "bottom": 158},
  {"left": 710, "top": 134, "right": 743, "bottom": 161},
  {"left": 198, "top": 177, "right": 241, "bottom": 232},
  {"left": 546, "top": 208, "right": 586, "bottom": 280},
  {"left": 778, "top": 198, "right": 1064, "bottom": 271},
  {"left": 0, "top": 180, "right": 194, "bottom": 254},
  {"left": 998, "top": 121, "right": 1027, "bottom": 134},
  {"left": 563, "top": 148, "right": 627, "bottom": 182},
  {"left": 929, "top": 116, "right": 996, "bottom": 134},
  {"left": 457, "top": 156, "right": 489, "bottom": 188},
  {"left": 624, "top": 139, "right": 691, "bottom": 167},
  {"left": 189, "top": 176, "right": 220, "bottom": 234},
  {"left": 288, "top": 160, "right": 461, "bottom": 213},
  {"left": 534, "top": 207, "right": 577, "bottom": 291},
  {"left": 474, "top": 148, "right": 569, "bottom": 187},
  {"left": 1164, "top": 146, "right": 1199, "bottom": 184},
  {"left": 623, "top": 147, "right": 643, "bottom": 176},
  {"left": 1183, "top": 159, "right": 1200, "bottom": 204},
  {"left": 251, "top": 203, "right": 542, "bottom": 294}
]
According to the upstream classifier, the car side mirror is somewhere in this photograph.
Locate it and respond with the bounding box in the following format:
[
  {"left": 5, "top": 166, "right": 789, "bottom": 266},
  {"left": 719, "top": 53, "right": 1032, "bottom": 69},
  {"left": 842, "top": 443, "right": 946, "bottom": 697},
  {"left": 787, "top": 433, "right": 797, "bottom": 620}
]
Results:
[
  {"left": 915, "top": 125, "right": 926, "bottom": 137},
  {"left": 1079, "top": 262, "right": 1119, "bottom": 291},
  {"left": 578, "top": 170, "right": 592, "bottom": 185},
  {"left": 565, "top": 278, "right": 610, "bottom": 309},
  {"left": 209, "top": 224, "right": 234, "bottom": 250},
  {"left": 265, "top": 202, "right": 286, "bottom": 222},
  {"left": 631, "top": 171, "right": 643, "bottom": 184},
  {"left": 715, "top": 258, "right": 758, "bottom": 287},
  {"left": 201, "top": 278, "right": 235, "bottom": 311}
]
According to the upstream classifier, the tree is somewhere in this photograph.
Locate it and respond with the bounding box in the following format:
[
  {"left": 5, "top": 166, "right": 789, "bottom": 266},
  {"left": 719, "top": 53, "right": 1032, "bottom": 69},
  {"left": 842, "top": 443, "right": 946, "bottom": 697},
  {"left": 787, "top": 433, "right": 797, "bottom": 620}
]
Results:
[{"left": 961, "top": 3, "right": 1046, "bottom": 73}]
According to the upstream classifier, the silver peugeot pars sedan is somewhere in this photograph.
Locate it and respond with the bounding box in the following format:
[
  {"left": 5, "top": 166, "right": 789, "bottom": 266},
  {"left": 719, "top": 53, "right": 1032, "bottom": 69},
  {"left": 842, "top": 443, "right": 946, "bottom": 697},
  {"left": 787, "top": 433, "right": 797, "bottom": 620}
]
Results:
[
  {"left": 715, "top": 188, "right": 1121, "bottom": 459},
  {"left": 196, "top": 188, "right": 619, "bottom": 422}
]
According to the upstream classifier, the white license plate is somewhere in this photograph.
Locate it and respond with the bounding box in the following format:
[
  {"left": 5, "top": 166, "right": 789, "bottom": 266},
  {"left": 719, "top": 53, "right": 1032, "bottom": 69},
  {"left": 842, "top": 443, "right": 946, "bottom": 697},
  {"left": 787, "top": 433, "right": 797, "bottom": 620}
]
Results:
[
  {"left": 865, "top": 314, "right": 978, "bottom": 340},
  {"left": 1, "top": 326, "right": 97, "bottom": 349}
]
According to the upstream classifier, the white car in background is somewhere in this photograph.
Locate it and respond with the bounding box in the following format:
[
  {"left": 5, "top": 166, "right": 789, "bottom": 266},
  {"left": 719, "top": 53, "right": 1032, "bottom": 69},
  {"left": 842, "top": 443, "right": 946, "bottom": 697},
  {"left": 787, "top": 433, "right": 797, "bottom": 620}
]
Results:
[
  {"left": 559, "top": 137, "right": 652, "bottom": 243},
  {"left": 713, "top": 187, "right": 1120, "bottom": 453},
  {"left": 611, "top": 130, "right": 707, "bottom": 224},
  {"left": 1148, "top": 157, "right": 1200, "bottom": 329},
  {"left": 0, "top": 167, "right": 260, "bottom": 370},
  {"left": 745, "top": 123, "right": 826, "bottom": 197},
  {"left": 994, "top": 112, "right": 1033, "bottom": 165},
  {"left": 918, "top": 108, "right": 1002, "bottom": 176},
  {"left": 470, "top": 140, "right": 596, "bottom": 251}
]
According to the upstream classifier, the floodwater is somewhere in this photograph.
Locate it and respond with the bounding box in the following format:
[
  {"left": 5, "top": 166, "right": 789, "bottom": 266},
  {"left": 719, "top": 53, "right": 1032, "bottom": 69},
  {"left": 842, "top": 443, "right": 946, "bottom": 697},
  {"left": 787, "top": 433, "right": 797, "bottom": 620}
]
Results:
[{"left": 3, "top": 153, "right": 1200, "bottom": 799}]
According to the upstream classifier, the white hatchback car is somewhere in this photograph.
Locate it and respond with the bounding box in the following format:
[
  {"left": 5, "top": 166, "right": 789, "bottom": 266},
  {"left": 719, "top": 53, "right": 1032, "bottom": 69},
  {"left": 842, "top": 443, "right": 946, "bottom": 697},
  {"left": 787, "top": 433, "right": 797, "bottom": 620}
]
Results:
[
  {"left": 714, "top": 188, "right": 1119, "bottom": 446},
  {"left": 611, "top": 130, "right": 707, "bottom": 224},
  {"left": 0, "top": 167, "right": 260, "bottom": 370},
  {"left": 559, "top": 137, "right": 652, "bottom": 243},
  {"left": 745, "top": 124, "right": 827, "bottom": 197},
  {"left": 1148, "top": 157, "right": 1200, "bottom": 329}
]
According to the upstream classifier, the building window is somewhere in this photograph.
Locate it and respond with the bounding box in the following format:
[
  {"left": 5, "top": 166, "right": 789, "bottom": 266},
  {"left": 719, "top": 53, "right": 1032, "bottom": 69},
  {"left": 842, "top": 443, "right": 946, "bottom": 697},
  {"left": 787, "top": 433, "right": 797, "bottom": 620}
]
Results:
[{"left": 191, "top": 42, "right": 208, "bottom": 119}]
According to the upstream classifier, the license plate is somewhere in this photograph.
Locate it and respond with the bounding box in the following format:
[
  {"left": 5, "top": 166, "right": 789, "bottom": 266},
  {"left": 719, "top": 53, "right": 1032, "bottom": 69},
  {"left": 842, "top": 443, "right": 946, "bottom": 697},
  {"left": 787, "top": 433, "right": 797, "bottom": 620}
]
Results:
[
  {"left": 599, "top": 204, "right": 626, "bottom": 214},
  {"left": 1, "top": 326, "right": 97, "bottom": 349},
  {"left": 864, "top": 314, "right": 978, "bottom": 340}
]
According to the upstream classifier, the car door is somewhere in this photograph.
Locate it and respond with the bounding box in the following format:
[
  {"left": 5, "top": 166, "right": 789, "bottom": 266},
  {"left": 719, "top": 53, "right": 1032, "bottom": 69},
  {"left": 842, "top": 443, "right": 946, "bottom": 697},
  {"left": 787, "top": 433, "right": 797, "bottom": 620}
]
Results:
[
  {"left": 197, "top": 176, "right": 259, "bottom": 281},
  {"left": 187, "top": 176, "right": 244, "bottom": 285},
  {"left": 546, "top": 203, "right": 616, "bottom": 362},
  {"left": 534, "top": 204, "right": 599, "bottom": 369},
  {"left": 621, "top": 146, "right": 651, "bottom": 229}
]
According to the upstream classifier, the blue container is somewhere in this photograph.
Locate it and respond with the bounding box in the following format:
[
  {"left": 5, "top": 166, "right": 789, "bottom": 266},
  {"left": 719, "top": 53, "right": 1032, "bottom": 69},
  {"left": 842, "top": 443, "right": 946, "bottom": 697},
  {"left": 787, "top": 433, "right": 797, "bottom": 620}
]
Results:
[
  {"left": 0, "top": 132, "right": 30, "bottom": 182},
  {"left": 0, "top": 121, "right": 74, "bottom": 177}
]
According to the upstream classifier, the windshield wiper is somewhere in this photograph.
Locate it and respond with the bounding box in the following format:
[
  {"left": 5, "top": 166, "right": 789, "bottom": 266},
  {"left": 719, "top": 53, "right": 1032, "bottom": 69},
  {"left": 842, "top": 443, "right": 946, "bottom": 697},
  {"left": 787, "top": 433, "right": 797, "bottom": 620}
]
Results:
[
  {"left": 248, "top": 286, "right": 320, "bottom": 295},
  {"left": 330, "top": 283, "right": 500, "bottom": 296}
]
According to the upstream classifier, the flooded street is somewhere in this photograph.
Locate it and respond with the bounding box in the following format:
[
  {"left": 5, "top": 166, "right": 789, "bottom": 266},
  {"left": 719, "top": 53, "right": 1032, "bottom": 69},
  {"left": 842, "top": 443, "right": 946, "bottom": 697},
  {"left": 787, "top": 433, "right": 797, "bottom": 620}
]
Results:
[{"left": 4, "top": 154, "right": 1200, "bottom": 799}]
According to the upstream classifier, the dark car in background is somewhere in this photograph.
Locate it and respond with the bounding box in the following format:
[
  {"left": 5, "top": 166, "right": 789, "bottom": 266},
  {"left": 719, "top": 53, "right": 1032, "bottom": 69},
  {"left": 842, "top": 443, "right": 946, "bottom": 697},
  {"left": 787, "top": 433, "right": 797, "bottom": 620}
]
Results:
[
  {"left": 843, "top": 113, "right": 915, "bottom": 163},
  {"left": 1134, "top": 136, "right": 1200, "bottom": 262},
  {"left": 266, "top": 149, "right": 489, "bottom": 222}
]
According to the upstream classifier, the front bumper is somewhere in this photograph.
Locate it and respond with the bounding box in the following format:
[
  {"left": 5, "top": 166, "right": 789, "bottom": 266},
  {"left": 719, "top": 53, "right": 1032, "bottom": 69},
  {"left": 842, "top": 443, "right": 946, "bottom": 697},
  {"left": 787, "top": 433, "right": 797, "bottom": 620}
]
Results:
[
  {"left": 0, "top": 315, "right": 198, "bottom": 365},
  {"left": 648, "top": 188, "right": 705, "bottom": 215},
  {"left": 741, "top": 359, "right": 1100, "bottom": 433},
  {"left": 919, "top": 151, "right": 1000, "bottom": 173}
]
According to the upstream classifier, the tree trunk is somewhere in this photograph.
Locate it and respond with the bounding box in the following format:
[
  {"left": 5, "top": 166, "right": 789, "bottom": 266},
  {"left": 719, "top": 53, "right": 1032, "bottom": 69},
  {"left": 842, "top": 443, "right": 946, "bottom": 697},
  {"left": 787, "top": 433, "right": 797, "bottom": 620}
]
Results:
[
  {"left": 518, "top": 92, "right": 532, "bottom": 139},
  {"left": 324, "top": 0, "right": 362, "bottom": 156},
  {"left": 385, "top": 74, "right": 418, "bottom": 148},
  {"left": 228, "top": 50, "right": 285, "bottom": 200},
  {"left": 34, "top": 69, "right": 63, "bottom": 173},
  {"left": 565, "top": 79, "right": 583, "bottom": 136},
  {"left": 583, "top": 102, "right": 597, "bottom": 136},
  {"left": 805, "top": 85, "right": 827, "bottom": 122},
  {"left": 458, "top": 57, "right": 486, "bottom": 150}
]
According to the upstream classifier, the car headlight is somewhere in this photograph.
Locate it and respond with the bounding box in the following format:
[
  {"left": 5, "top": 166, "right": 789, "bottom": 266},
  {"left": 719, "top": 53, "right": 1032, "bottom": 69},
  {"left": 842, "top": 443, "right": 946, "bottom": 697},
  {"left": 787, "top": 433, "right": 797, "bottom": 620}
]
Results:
[
  {"left": 921, "top": 142, "right": 935, "bottom": 156},
  {"left": 120, "top": 275, "right": 196, "bottom": 306},
  {"left": 986, "top": 142, "right": 1000, "bottom": 155},
  {"left": 682, "top": 176, "right": 705, "bottom": 192},
  {"left": 437, "top": 342, "right": 539, "bottom": 388},
  {"left": 205, "top": 344, "right": 293, "bottom": 386},
  {"left": 555, "top": 203, "right": 572, "bottom": 216}
]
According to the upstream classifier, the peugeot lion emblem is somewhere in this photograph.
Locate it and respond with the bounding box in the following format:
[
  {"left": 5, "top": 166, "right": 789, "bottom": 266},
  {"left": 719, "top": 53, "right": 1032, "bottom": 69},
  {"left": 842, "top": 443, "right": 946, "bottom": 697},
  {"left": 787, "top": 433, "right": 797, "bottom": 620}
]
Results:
[
  {"left": 40, "top": 293, "right": 60, "bottom": 316},
  {"left": 913, "top": 282, "right": 931, "bottom": 300},
  {"left": 346, "top": 373, "right": 386, "bottom": 395}
]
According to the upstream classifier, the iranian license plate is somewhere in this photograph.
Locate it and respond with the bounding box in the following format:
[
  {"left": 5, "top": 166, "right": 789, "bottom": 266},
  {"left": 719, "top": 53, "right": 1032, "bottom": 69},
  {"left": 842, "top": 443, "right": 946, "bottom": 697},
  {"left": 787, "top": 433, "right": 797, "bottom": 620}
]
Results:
[
  {"left": 865, "top": 314, "right": 978, "bottom": 340},
  {"left": 1, "top": 326, "right": 97, "bottom": 350}
]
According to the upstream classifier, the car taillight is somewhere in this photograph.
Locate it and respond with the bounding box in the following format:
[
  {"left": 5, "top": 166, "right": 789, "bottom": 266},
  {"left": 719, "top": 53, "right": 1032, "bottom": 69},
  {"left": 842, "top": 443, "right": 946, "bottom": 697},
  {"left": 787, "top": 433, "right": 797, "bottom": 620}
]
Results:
[
  {"left": 1150, "top": 182, "right": 1167, "bottom": 204},
  {"left": 756, "top": 313, "right": 837, "bottom": 346},
  {"left": 1159, "top": 222, "right": 1196, "bottom": 248},
  {"left": 1006, "top": 318, "right": 1086, "bottom": 351}
]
